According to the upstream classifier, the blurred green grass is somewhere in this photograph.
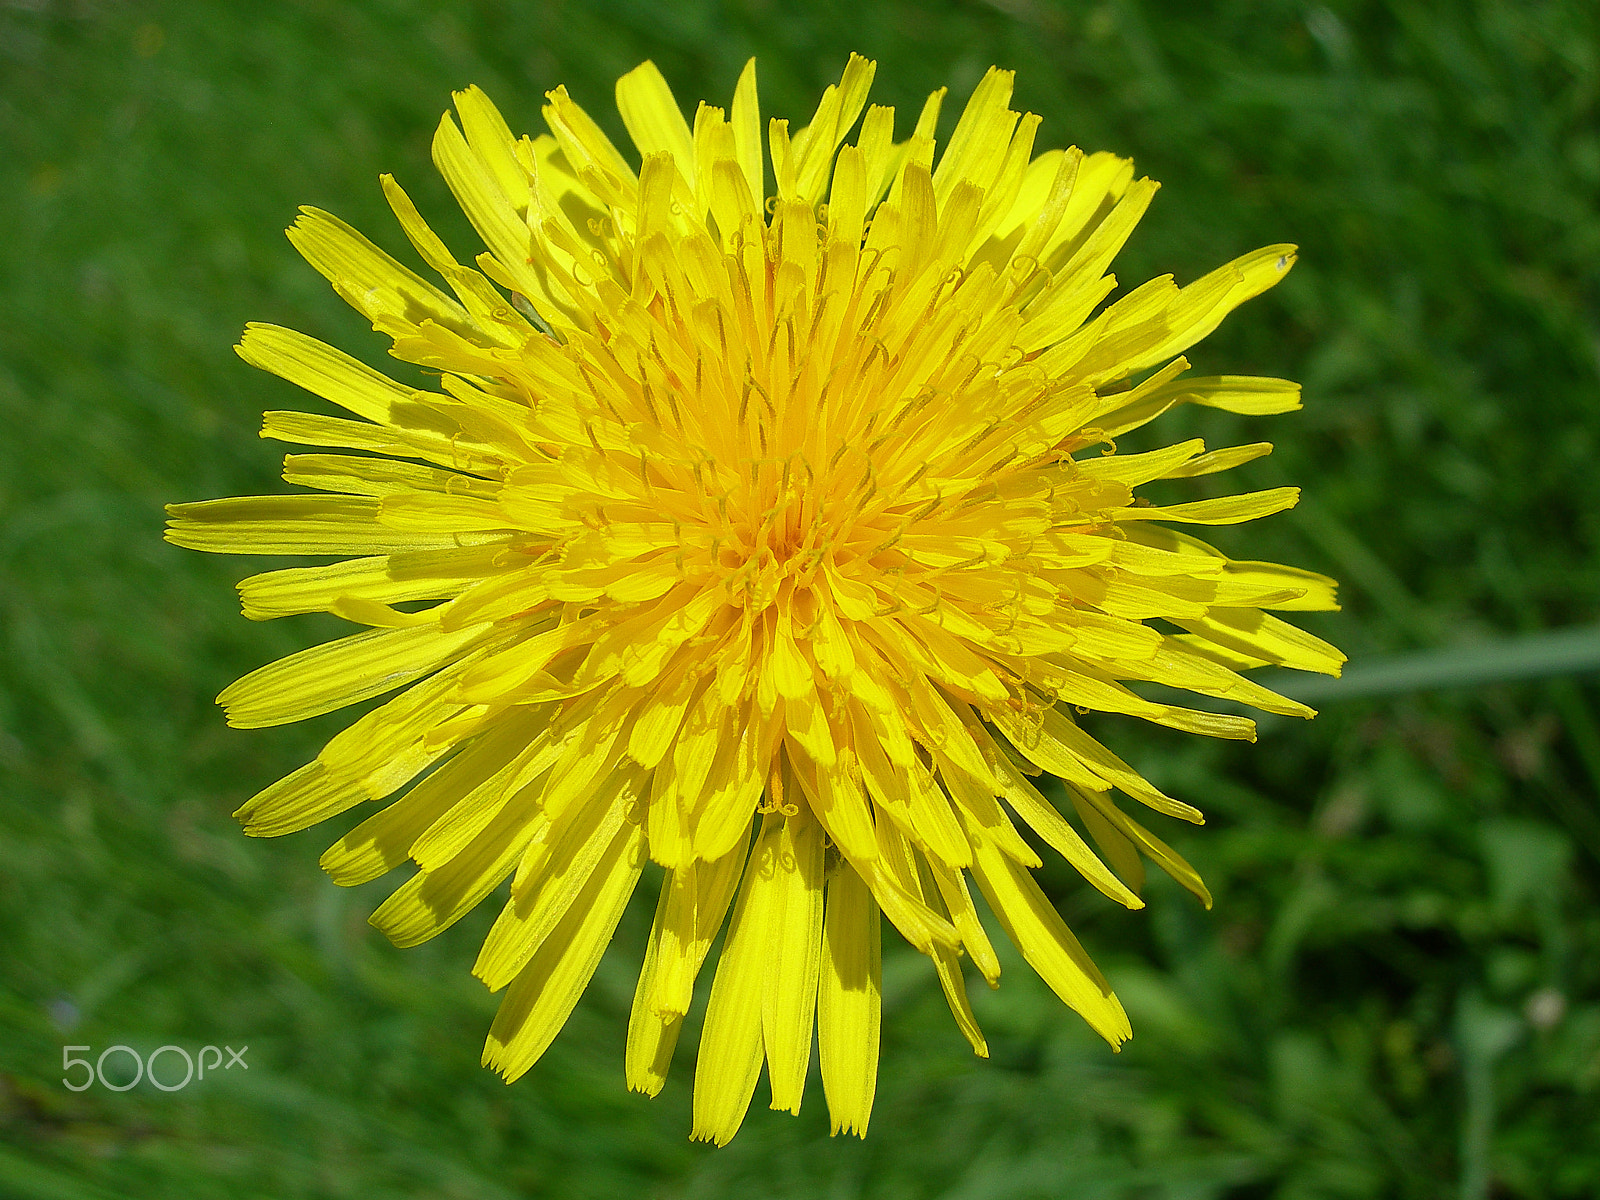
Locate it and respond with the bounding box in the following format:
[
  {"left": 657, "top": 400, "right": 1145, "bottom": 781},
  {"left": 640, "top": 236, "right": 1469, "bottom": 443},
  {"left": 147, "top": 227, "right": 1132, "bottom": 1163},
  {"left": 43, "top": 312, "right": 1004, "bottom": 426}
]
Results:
[{"left": 2, "top": 0, "right": 1598, "bottom": 1196}]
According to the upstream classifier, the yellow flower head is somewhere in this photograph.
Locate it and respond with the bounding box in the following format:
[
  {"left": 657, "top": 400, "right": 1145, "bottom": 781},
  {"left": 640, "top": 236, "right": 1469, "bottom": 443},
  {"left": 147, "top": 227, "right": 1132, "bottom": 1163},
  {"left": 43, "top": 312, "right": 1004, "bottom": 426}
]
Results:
[{"left": 167, "top": 55, "right": 1343, "bottom": 1143}]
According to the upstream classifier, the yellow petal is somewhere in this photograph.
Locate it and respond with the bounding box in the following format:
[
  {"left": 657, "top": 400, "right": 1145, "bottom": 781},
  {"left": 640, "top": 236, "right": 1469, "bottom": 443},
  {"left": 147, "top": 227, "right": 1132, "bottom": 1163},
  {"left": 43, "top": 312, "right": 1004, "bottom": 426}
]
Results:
[
  {"left": 473, "top": 780, "right": 638, "bottom": 990},
  {"left": 790, "top": 52, "right": 875, "bottom": 204},
  {"left": 259, "top": 409, "right": 507, "bottom": 477},
  {"left": 368, "top": 786, "right": 542, "bottom": 947},
  {"left": 1122, "top": 245, "right": 1297, "bottom": 374},
  {"left": 648, "top": 843, "right": 747, "bottom": 1017},
  {"left": 382, "top": 169, "right": 538, "bottom": 343},
  {"left": 541, "top": 84, "right": 637, "bottom": 209},
  {"left": 932, "top": 66, "right": 1016, "bottom": 206},
  {"left": 482, "top": 819, "right": 645, "bottom": 1080},
  {"left": 1070, "top": 785, "right": 1213, "bottom": 908},
  {"left": 236, "top": 545, "right": 511, "bottom": 620},
  {"left": 761, "top": 808, "right": 825, "bottom": 1113},
  {"left": 319, "top": 703, "right": 547, "bottom": 884},
  {"left": 217, "top": 621, "right": 489, "bottom": 729},
  {"left": 876, "top": 820, "right": 987, "bottom": 1055},
  {"left": 989, "top": 749, "right": 1143, "bottom": 909},
  {"left": 287, "top": 206, "right": 476, "bottom": 341},
  {"left": 1110, "top": 486, "right": 1300, "bottom": 526},
  {"left": 692, "top": 815, "right": 774, "bottom": 1145},
  {"left": 922, "top": 853, "right": 1001, "bottom": 985},
  {"left": 968, "top": 836, "right": 1131, "bottom": 1047},
  {"left": 1164, "top": 442, "right": 1274, "bottom": 479},
  {"left": 616, "top": 61, "right": 696, "bottom": 191},
  {"left": 817, "top": 863, "right": 881, "bottom": 1137},
  {"left": 451, "top": 86, "right": 528, "bottom": 211},
  {"left": 728, "top": 58, "right": 764, "bottom": 213},
  {"left": 236, "top": 323, "right": 408, "bottom": 423},
  {"left": 166, "top": 495, "right": 505, "bottom": 557},
  {"left": 625, "top": 875, "right": 684, "bottom": 1098},
  {"left": 1177, "top": 608, "right": 1346, "bottom": 676}
]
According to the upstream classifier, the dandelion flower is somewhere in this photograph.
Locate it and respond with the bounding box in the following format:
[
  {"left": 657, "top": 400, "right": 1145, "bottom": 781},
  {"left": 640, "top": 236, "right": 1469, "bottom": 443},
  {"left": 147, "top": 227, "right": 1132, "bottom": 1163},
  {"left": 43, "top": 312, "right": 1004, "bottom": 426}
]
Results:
[{"left": 167, "top": 55, "right": 1344, "bottom": 1143}]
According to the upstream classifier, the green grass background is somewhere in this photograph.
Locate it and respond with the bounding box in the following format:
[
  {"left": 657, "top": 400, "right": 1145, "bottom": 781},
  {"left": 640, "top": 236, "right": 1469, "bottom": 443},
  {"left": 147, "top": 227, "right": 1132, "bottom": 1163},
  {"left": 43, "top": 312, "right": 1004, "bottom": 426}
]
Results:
[{"left": 3, "top": 0, "right": 1598, "bottom": 1196}]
